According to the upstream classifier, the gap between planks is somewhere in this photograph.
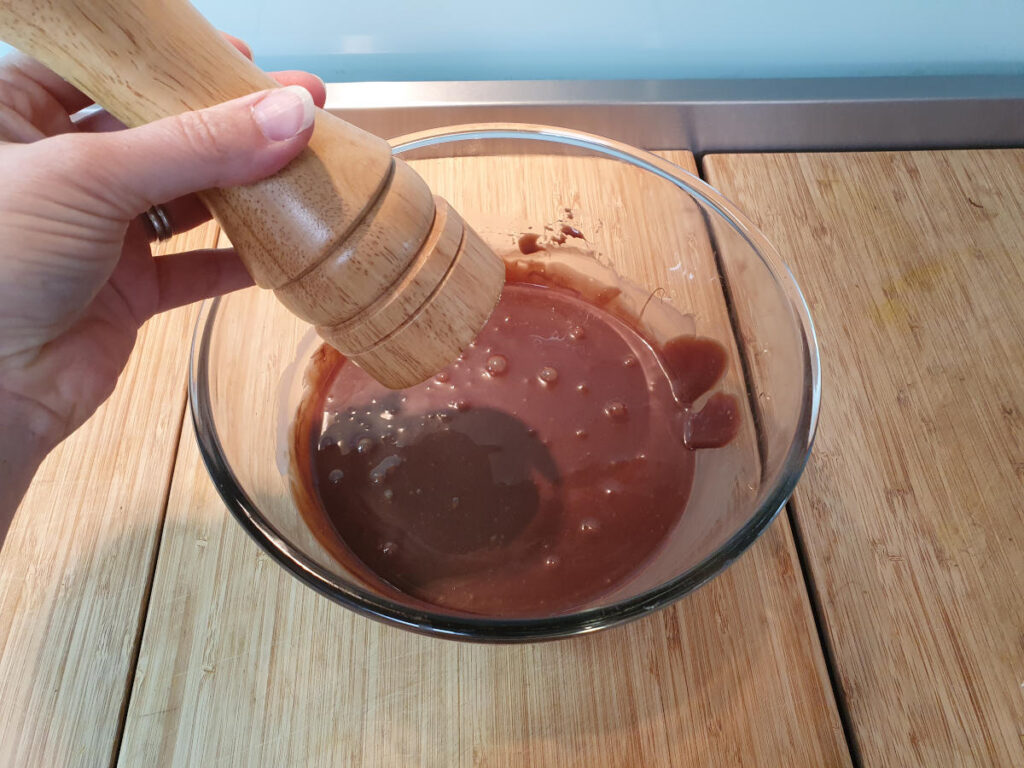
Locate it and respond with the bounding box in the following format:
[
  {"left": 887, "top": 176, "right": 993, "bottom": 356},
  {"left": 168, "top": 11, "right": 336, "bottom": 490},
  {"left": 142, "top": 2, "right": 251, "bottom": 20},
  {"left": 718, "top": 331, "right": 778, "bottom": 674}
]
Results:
[
  {"left": 694, "top": 155, "right": 861, "bottom": 768},
  {"left": 107, "top": 222, "right": 223, "bottom": 768}
]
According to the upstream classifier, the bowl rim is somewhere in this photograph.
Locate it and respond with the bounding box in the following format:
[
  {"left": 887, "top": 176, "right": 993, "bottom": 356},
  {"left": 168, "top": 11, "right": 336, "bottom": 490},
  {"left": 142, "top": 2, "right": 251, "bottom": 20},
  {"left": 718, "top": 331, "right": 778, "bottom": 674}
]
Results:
[{"left": 188, "top": 122, "right": 821, "bottom": 643}]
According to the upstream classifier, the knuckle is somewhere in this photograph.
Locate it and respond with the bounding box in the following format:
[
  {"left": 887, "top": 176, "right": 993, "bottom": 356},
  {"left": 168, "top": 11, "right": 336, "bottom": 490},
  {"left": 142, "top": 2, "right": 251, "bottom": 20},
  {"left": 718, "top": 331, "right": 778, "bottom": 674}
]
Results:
[
  {"left": 0, "top": 66, "right": 70, "bottom": 140},
  {"left": 0, "top": 78, "right": 31, "bottom": 119},
  {"left": 175, "top": 109, "right": 232, "bottom": 162},
  {"left": 0, "top": 80, "right": 41, "bottom": 141},
  {"left": 0, "top": 80, "right": 18, "bottom": 112}
]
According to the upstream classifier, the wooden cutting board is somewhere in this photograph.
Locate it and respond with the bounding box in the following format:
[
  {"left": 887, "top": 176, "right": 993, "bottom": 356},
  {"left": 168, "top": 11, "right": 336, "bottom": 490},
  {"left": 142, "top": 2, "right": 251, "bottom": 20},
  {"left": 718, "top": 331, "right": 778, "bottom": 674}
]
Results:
[
  {"left": 705, "top": 150, "right": 1024, "bottom": 767},
  {"left": 115, "top": 151, "right": 850, "bottom": 766}
]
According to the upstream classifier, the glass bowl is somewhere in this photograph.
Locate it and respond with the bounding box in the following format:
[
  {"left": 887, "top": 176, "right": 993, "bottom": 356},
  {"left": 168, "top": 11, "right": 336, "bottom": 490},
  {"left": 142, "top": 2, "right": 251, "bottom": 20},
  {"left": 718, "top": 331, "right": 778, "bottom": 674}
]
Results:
[{"left": 189, "top": 124, "right": 820, "bottom": 642}]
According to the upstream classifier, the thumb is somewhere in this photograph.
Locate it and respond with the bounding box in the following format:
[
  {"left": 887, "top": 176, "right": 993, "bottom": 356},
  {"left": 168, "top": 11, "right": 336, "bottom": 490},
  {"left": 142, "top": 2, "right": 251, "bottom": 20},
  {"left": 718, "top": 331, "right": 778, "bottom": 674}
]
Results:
[{"left": 81, "top": 85, "right": 316, "bottom": 216}]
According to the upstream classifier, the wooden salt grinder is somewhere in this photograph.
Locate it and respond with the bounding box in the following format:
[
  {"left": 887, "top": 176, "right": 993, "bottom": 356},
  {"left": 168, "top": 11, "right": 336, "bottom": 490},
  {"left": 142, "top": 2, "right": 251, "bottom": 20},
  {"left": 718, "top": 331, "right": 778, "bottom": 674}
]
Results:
[{"left": 0, "top": 0, "right": 505, "bottom": 388}]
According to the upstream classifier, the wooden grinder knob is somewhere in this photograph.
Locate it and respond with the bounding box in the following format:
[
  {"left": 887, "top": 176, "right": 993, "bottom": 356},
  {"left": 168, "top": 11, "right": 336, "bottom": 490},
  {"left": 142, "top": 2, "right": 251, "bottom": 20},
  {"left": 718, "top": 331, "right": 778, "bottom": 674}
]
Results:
[{"left": 0, "top": 0, "right": 505, "bottom": 388}]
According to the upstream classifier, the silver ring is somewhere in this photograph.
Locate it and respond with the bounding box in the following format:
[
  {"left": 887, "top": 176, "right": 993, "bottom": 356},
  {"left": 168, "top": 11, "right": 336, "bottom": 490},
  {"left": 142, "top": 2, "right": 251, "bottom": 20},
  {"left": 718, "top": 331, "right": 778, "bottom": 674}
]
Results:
[{"left": 142, "top": 205, "right": 173, "bottom": 241}]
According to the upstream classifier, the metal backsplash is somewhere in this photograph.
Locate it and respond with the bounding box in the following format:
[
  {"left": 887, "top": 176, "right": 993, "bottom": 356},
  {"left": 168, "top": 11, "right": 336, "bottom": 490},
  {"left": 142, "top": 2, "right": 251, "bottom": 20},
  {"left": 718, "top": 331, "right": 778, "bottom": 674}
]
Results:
[{"left": 325, "top": 77, "right": 1024, "bottom": 153}]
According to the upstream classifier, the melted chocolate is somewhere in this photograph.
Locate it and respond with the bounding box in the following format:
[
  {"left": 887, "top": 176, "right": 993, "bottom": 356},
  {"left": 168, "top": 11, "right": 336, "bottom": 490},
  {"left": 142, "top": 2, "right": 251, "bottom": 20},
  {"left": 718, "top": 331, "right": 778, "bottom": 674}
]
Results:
[
  {"left": 517, "top": 232, "right": 543, "bottom": 254},
  {"left": 291, "top": 284, "right": 740, "bottom": 617}
]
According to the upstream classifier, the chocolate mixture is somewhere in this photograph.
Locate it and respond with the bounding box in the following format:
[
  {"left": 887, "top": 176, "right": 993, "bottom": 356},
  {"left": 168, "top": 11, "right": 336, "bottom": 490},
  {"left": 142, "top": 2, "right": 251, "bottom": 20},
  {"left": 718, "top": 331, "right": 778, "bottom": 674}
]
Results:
[{"left": 290, "top": 274, "right": 741, "bottom": 617}]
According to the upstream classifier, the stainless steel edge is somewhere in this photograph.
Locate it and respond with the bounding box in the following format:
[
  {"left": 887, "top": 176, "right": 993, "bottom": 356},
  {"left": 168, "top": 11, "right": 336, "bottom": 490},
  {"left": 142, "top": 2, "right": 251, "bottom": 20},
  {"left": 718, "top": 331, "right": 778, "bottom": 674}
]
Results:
[{"left": 324, "top": 77, "right": 1024, "bottom": 153}]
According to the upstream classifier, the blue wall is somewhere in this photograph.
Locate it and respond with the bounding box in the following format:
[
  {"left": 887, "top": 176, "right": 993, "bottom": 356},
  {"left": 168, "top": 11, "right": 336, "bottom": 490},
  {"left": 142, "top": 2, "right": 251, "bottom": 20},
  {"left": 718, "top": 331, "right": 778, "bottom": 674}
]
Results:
[{"left": 3, "top": 0, "right": 1024, "bottom": 81}]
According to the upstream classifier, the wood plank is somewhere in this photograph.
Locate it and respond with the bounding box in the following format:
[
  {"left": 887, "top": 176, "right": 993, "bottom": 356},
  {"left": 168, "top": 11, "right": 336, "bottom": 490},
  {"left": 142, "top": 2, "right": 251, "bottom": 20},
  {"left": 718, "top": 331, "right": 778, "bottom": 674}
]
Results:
[
  {"left": 704, "top": 149, "right": 1024, "bottom": 766},
  {"left": 0, "top": 222, "right": 220, "bottom": 767},
  {"left": 119, "top": 153, "right": 849, "bottom": 766}
]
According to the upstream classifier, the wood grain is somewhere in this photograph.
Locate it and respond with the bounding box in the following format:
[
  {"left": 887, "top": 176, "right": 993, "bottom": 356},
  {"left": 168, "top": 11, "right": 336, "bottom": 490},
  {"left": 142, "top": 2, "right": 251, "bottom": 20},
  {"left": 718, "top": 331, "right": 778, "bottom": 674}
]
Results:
[
  {"left": 704, "top": 150, "right": 1024, "bottom": 766},
  {"left": 118, "top": 152, "right": 849, "bottom": 766},
  {"left": 0, "top": 223, "right": 220, "bottom": 767}
]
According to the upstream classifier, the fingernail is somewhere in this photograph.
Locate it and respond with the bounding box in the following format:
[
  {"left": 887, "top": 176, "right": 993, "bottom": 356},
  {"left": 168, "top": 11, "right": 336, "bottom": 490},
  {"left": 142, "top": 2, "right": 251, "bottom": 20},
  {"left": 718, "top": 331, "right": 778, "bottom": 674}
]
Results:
[{"left": 252, "top": 85, "right": 315, "bottom": 141}]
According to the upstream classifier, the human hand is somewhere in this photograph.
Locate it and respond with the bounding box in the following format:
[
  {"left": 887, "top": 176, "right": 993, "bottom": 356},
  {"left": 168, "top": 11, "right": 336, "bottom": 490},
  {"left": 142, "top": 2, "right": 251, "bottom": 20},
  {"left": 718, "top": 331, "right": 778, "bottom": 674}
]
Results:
[{"left": 0, "top": 38, "right": 325, "bottom": 520}]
